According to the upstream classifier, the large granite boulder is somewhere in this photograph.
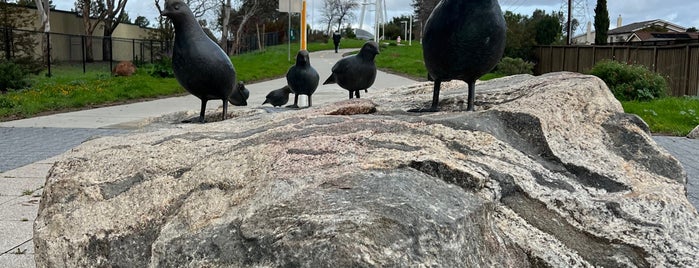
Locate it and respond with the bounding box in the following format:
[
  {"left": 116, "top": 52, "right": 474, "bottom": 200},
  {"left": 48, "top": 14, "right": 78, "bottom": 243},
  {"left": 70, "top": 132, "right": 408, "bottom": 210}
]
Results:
[
  {"left": 34, "top": 72, "right": 699, "bottom": 267},
  {"left": 688, "top": 125, "right": 699, "bottom": 139}
]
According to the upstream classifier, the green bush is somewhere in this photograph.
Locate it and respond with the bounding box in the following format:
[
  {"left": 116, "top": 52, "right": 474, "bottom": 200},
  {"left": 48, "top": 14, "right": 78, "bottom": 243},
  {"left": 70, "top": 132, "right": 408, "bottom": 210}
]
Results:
[
  {"left": 0, "top": 60, "right": 31, "bottom": 92},
  {"left": 148, "top": 56, "right": 174, "bottom": 78},
  {"left": 589, "top": 60, "right": 668, "bottom": 101},
  {"left": 495, "top": 57, "right": 534, "bottom": 76}
]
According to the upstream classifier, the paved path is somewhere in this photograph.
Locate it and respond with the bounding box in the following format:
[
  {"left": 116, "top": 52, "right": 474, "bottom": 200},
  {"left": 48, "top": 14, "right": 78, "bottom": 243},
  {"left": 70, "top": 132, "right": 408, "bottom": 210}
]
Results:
[
  {"left": 653, "top": 136, "right": 699, "bottom": 208},
  {"left": 1, "top": 49, "right": 698, "bottom": 266}
]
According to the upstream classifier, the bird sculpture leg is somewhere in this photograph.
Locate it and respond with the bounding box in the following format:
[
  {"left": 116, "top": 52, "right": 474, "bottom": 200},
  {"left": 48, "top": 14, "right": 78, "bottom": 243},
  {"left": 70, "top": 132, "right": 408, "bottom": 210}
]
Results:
[
  {"left": 355, "top": 90, "right": 361, "bottom": 99},
  {"left": 287, "top": 94, "right": 300, "bottom": 108},
  {"left": 198, "top": 99, "right": 208, "bottom": 123},
  {"left": 431, "top": 80, "right": 441, "bottom": 110},
  {"left": 408, "top": 80, "right": 441, "bottom": 113},
  {"left": 308, "top": 95, "right": 313, "bottom": 107},
  {"left": 466, "top": 81, "right": 476, "bottom": 111},
  {"left": 348, "top": 91, "right": 354, "bottom": 99},
  {"left": 221, "top": 99, "right": 228, "bottom": 121}
]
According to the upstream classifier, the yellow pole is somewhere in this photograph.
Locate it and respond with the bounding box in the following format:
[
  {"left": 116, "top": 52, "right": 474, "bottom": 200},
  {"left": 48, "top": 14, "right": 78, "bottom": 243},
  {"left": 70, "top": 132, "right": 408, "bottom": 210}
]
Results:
[{"left": 301, "top": 0, "right": 307, "bottom": 50}]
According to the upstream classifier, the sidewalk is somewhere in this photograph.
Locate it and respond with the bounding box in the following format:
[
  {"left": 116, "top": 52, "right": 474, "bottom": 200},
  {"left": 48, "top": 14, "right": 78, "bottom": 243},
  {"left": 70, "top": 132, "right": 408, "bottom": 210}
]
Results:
[
  {"left": 1, "top": 49, "right": 698, "bottom": 266},
  {"left": 0, "top": 48, "right": 418, "bottom": 266}
]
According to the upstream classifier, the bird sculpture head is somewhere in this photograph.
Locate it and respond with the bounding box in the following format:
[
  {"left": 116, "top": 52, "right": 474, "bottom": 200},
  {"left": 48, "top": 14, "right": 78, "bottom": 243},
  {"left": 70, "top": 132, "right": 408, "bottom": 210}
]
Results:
[
  {"left": 295, "top": 50, "right": 311, "bottom": 67},
  {"left": 161, "top": 0, "right": 193, "bottom": 21},
  {"left": 358, "top": 41, "right": 380, "bottom": 59}
]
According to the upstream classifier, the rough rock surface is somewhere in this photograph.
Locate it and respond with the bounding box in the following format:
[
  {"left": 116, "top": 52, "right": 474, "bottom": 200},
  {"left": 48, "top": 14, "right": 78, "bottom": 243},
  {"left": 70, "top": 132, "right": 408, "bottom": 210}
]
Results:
[
  {"left": 112, "top": 61, "right": 137, "bottom": 77},
  {"left": 688, "top": 125, "right": 699, "bottom": 139},
  {"left": 34, "top": 72, "right": 699, "bottom": 267}
]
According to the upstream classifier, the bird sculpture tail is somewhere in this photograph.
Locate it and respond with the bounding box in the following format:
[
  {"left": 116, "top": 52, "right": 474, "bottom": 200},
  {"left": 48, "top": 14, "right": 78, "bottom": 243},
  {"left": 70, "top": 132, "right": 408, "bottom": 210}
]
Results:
[
  {"left": 323, "top": 75, "right": 336, "bottom": 85},
  {"left": 262, "top": 99, "right": 269, "bottom": 105}
]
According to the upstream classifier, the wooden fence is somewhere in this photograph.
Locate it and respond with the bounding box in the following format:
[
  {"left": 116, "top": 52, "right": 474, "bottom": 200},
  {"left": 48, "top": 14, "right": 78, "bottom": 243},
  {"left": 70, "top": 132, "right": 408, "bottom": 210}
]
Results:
[{"left": 534, "top": 44, "right": 699, "bottom": 96}]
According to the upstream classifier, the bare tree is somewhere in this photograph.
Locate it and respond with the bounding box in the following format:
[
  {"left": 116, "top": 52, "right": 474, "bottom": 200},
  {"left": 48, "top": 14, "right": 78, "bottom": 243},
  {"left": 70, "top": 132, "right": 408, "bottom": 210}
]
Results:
[
  {"left": 74, "top": 0, "right": 108, "bottom": 62},
  {"left": 220, "top": 0, "right": 231, "bottom": 50},
  {"left": 35, "top": 0, "right": 50, "bottom": 64},
  {"left": 101, "top": 0, "right": 129, "bottom": 62},
  {"left": 334, "top": 0, "right": 358, "bottom": 32},
  {"left": 35, "top": 0, "right": 50, "bottom": 32},
  {"left": 319, "top": 0, "right": 338, "bottom": 34},
  {"left": 232, "top": 0, "right": 260, "bottom": 54}
]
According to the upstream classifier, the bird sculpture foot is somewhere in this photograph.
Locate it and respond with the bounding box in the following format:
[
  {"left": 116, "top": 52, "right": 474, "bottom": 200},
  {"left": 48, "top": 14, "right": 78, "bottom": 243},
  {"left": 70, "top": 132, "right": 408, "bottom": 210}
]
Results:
[
  {"left": 181, "top": 117, "right": 206, "bottom": 123},
  {"left": 286, "top": 104, "right": 300, "bottom": 108},
  {"left": 407, "top": 106, "right": 440, "bottom": 113}
]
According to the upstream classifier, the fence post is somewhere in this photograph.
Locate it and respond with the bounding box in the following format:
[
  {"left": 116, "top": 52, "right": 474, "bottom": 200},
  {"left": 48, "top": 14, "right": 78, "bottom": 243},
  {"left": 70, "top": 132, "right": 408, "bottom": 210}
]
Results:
[
  {"left": 685, "top": 44, "right": 691, "bottom": 95},
  {"left": 3, "top": 27, "right": 11, "bottom": 60},
  {"left": 46, "top": 32, "right": 51, "bottom": 77},
  {"left": 140, "top": 42, "right": 144, "bottom": 65},
  {"left": 592, "top": 46, "right": 600, "bottom": 70},
  {"left": 150, "top": 39, "right": 153, "bottom": 63},
  {"left": 132, "top": 39, "right": 135, "bottom": 62},
  {"left": 81, "top": 35, "right": 86, "bottom": 73},
  {"left": 109, "top": 36, "right": 113, "bottom": 73},
  {"left": 150, "top": 40, "right": 154, "bottom": 63},
  {"left": 575, "top": 46, "right": 580, "bottom": 72},
  {"left": 626, "top": 46, "right": 631, "bottom": 64},
  {"left": 653, "top": 47, "right": 658, "bottom": 72}
]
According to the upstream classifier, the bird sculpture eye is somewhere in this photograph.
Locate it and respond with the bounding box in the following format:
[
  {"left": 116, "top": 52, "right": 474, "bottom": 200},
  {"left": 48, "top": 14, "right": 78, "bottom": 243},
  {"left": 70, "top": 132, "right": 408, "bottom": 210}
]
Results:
[{"left": 174, "top": 4, "right": 180, "bottom": 10}]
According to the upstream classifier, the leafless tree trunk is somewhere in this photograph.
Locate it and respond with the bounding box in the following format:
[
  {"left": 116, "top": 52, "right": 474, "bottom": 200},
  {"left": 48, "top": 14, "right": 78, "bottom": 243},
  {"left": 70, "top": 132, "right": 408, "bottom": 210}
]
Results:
[
  {"left": 320, "top": 0, "right": 338, "bottom": 34},
  {"left": 35, "top": 0, "right": 50, "bottom": 63},
  {"left": 335, "top": 0, "right": 358, "bottom": 32},
  {"left": 79, "top": 0, "right": 108, "bottom": 62},
  {"left": 220, "top": 0, "right": 231, "bottom": 52},
  {"left": 233, "top": 0, "right": 259, "bottom": 54},
  {"left": 256, "top": 23, "right": 262, "bottom": 51},
  {"left": 102, "top": 0, "right": 129, "bottom": 62}
]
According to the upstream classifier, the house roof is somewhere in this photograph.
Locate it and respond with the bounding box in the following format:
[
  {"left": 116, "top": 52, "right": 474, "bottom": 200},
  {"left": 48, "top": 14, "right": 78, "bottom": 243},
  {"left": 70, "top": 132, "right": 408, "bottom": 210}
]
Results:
[
  {"left": 630, "top": 31, "right": 699, "bottom": 41},
  {"left": 608, "top": 19, "right": 686, "bottom": 34}
]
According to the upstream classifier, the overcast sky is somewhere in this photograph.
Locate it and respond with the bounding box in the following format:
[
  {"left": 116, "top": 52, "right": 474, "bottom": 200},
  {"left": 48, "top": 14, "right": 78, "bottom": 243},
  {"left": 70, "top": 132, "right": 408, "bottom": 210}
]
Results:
[{"left": 52, "top": 0, "right": 699, "bottom": 36}]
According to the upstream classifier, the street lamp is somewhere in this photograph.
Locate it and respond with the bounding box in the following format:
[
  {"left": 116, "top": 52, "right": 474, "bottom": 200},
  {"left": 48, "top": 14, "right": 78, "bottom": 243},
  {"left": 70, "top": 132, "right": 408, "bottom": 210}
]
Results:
[{"left": 401, "top": 21, "right": 407, "bottom": 43}]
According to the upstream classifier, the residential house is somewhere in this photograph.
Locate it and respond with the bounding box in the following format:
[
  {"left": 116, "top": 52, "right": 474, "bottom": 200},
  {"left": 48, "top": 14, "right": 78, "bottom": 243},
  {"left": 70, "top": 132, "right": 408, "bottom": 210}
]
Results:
[{"left": 572, "top": 16, "right": 688, "bottom": 45}]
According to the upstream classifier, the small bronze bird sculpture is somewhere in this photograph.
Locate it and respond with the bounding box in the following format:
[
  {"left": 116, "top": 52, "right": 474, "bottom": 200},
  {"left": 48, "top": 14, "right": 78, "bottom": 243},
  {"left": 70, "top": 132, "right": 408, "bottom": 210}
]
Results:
[
  {"left": 412, "top": 0, "right": 506, "bottom": 112},
  {"left": 323, "top": 41, "right": 379, "bottom": 99},
  {"left": 162, "top": 0, "right": 236, "bottom": 122},
  {"left": 286, "top": 50, "right": 320, "bottom": 108},
  {"left": 262, "top": 85, "right": 293, "bottom": 107}
]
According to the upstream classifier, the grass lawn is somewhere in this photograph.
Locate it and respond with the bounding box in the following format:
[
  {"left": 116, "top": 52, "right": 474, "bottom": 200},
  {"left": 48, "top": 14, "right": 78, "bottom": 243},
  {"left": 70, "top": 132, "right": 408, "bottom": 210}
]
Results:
[
  {"left": 234, "top": 39, "right": 366, "bottom": 82},
  {"left": 370, "top": 42, "right": 504, "bottom": 81},
  {"left": 0, "top": 64, "right": 183, "bottom": 120},
  {"left": 375, "top": 43, "right": 427, "bottom": 80},
  {"left": 0, "top": 40, "right": 368, "bottom": 121},
  {"left": 621, "top": 97, "right": 699, "bottom": 136},
  {"left": 2, "top": 38, "right": 696, "bottom": 137}
]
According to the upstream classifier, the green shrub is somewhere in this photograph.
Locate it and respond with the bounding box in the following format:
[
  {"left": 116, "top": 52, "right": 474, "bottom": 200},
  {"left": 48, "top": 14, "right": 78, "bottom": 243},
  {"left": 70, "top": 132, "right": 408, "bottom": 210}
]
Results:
[
  {"left": 495, "top": 57, "right": 534, "bottom": 76},
  {"left": 0, "top": 60, "right": 31, "bottom": 92},
  {"left": 148, "top": 56, "right": 174, "bottom": 78},
  {"left": 589, "top": 60, "right": 668, "bottom": 101},
  {"left": 12, "top": 56, "right": 44, "bottom": 75}
]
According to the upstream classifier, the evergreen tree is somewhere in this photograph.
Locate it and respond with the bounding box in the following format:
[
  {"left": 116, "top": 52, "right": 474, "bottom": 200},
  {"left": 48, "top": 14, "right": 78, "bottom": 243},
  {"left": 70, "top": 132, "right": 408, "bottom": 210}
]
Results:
[{"left": 594, "top": 0, "right": 609, "bottom": 44}]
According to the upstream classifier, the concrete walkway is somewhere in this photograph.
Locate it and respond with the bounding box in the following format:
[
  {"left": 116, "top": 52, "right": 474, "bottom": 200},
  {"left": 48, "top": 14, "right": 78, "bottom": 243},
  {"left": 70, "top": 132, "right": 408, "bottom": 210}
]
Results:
[{"left": 1, "top": 49, "right": 698, "bottom": 266}]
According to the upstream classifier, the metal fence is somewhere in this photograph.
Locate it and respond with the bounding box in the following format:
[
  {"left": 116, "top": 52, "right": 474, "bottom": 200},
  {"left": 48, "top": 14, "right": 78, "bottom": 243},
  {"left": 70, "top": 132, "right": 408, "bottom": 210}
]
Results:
[
  {"left": 534, "top": 44, "right": 699, "bottom": 97},
  {"left": 0, "top": 27, "right": 169, "bottom": 75},
  {"left": 226, "top": 32, "right": 280, "bottom": 55},
  {"left": 0, "top": 27, "right": 283, "bottom": 76}
]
